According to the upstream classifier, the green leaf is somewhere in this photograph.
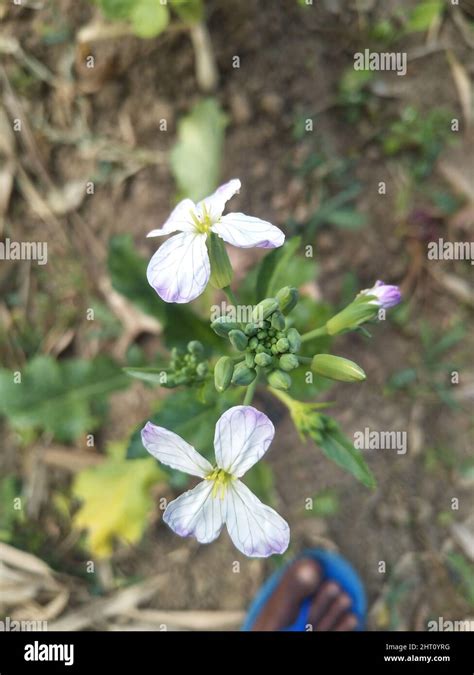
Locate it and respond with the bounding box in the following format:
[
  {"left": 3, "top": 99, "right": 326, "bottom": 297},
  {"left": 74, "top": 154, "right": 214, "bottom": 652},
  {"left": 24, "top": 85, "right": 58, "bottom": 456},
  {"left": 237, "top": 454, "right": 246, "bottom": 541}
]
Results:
[
  {"left": 325, "top": 208, "right": 367, "bottom": 229},
  {"left": 96, "top": 0, "right": 135, "bottom": 20},
  {"left": 163, "top": 302, "right": 222, "bottom": 351},
  {"left": 406, "top": 0, "right": 443, "bottom": 33},
  {"left": 130, "top": 0, "right": 169, "bottom": 38},
  {"left": 123, "top": 366, "right": 168, "bottom": 385},
  {"left": 170, "top": 0, "right": 204, "bottom": 23},
  {"left": 244, "top": 462, "right": 276, "bottom": 506},
  {"left": 0, "top": 476, "right": 23, "bottom": 542},
  {"left": 256, "top": 237, "right": 305, "bottom": 300},
  {"left": 108, "top": 234, "right": 166, "bottom": 321},
  {"left": 446, "top": 552, "right": 474, "bottom": 608},
  {"left": 170, "top": 98, "right": 228, "bottom": 202},
  {"left": 0, "top": 356, "right": 129, "bottom": 442},
  {"left": 316, "top": 416, "right": 376, "bottom": 489},
  {"left": 73, "top": 455, "right": 164, "bottom": 558},
  {"left": 306, "top": 489, "right": 340, "bottom": 518}
]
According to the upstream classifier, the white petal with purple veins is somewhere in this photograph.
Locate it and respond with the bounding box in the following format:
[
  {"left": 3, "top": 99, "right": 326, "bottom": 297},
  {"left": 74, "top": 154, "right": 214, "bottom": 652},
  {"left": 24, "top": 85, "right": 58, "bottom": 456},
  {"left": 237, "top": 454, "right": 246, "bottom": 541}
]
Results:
[
  {"left": 214, "top": 406, "right": 275, "bottom": 477},
  {"left": 225, "top": 480, "right": 290, "bottom": 558},
  {"left": 147, "top": 198, "right": 197, "bottom": 237},
  {"left": 163, "top": 480, "right": 226, "bottom": 543},
  {"left": 212, "top": 213, "right": 285, "bottom": 249},
  {"left": 197, "top": 178, "right": 241, "bottom": 223},
  {"left": 141, "top": 422, "right": 213, "bottom": 478},
  {"left": 147, "top": 231, "right": 210, "bottom": 303}
]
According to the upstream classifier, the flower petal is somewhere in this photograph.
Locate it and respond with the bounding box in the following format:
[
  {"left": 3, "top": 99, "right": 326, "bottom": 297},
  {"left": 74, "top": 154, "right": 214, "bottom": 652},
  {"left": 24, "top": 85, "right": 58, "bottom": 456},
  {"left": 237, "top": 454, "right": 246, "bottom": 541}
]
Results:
[
  {"left": 212, "top": 213, "right": 285, "bottom": 249},
  {"left": 147, "top": 231, "right": 210, "bottom": 303},
  {"left": 147, "top": 199, "right": 196, "bottom": 237},
  {"left": 163, "top": 480, "right": 226, "bottom": 544},
  {"left": 141, "top": 422, "right": 213, "bottom": 478},
  {"left": 225, "top": 480, "right": 290, "bottom": 557},
  {"left": 214, "top": 406, "right": 275, "bottom": 477},
  {"left": 197, "top": 179, "right": 241, "bottom": 223}
]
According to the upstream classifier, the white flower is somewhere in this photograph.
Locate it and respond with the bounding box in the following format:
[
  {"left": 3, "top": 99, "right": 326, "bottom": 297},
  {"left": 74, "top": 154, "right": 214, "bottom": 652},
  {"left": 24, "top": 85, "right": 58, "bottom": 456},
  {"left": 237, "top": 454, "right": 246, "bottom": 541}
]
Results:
[
  {"left": 141, "top": 405, "right": 290, "bottom": 558},
  {"left": 146, "top": 179, "right": 285, "bottom": 303}
]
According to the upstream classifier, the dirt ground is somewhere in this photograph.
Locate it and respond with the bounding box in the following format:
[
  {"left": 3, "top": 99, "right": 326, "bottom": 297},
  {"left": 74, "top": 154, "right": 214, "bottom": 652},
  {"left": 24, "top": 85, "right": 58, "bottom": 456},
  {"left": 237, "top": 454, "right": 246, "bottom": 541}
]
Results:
[{"left": 0, "top": 0, "right": 473, "bottom": 630}]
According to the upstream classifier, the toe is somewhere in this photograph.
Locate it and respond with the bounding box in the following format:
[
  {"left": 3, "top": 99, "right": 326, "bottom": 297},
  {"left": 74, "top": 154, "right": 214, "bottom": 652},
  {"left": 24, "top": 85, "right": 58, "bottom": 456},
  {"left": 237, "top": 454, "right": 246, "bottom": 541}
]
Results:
[{"left": 252, "top": 558, "right": 321, "bottom": 631}]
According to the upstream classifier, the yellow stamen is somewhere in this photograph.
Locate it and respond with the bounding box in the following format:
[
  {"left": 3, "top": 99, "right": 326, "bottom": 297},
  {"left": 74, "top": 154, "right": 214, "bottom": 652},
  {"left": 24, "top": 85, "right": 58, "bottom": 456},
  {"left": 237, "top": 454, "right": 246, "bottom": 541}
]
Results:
[{"left": 205, "top": 467, "right": 235, "bottom": 500}]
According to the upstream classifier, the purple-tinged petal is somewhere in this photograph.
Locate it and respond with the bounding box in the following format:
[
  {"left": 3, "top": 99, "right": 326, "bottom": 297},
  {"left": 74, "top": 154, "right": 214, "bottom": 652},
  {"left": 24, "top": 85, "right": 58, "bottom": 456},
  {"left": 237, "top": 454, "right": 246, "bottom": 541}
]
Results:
[
  {"left": 212, "top": 213, "right": 285, "bottom": 249},
  {"left": 197, "top": 179, "right": 241, "bottom": 223},
  {"left": 225, "top": 480, "right": 290, "bottom": 558},
  {"left": 147, "top": 198, "right": 197, "bottom": 237},
  {"left": 214, "top": 406, "right": 275, "bottom": 477},
  {"left": 360, "top": 280, "right": 401, "bottom": 309},
  {"left": 147, "top": 231, "right": 210, "bottom": 303},
  {"left": 163, "top": 480, "right": 225, "bottom": 543},
  {"left": 141, "top": 422, "right": 213, "bottom": 478}
]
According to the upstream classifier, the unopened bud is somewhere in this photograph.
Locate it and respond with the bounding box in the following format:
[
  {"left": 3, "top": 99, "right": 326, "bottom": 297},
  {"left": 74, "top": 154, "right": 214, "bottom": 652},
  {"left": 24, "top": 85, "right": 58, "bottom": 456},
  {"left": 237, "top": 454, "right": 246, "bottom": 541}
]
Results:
[
  {"left": 228, "top": 329, "right": 248, "bottom": 351},
  {"left": 252, "top": 298, "right": 279, "bottom": 323},
  {"left": 276, "top": 286, "right": 299, "bottom": 314},
  {"left": 311, "top": 354, "right": 366, "bottom": 382},
  {"left": 214, "top": 356, "right": 234, "bottom": 392},
  {"left": 232, "top": 363, "right": 257, "bottom": 386},
  {"left": 267, "top": 369, "right": 292, "bottom": 390}
]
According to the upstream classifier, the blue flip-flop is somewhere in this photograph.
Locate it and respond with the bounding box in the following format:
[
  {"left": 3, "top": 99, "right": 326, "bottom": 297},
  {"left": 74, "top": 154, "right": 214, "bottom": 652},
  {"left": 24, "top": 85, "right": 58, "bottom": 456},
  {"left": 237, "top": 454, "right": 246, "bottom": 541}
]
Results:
[{"left": 242, "top": 548, "right": 366, "bottom": 631}]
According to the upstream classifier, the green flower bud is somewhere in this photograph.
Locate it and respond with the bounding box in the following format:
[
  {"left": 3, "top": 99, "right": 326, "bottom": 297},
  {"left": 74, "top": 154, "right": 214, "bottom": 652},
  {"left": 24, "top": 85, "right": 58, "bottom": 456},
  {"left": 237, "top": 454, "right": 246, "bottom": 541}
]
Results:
[
  {"left": 245, "top": 352, "right": 255, "bottom": 368},
  {"left": 276, "top": 337, "right": 289, "bottom": 353},
  {"left": 187, "top": 340, "right": 204, "bottom": 357},
  {"left": 228, "top": 329, "right": 248, "bottom": 351},
  {"left": 255, "top": 352, "right": 273, "bottom": 367},
  {"left": 252, "top": 298, "right": 279, "bottom": 323},
  {"left": 311, "top": 354, "right": 366, "bottom": 382},
  {"left": 207, "top": 232, "right": 233, "bottom": 289},
  {"left": 196, "top": 362, "right": 208, "bottom": 377},
  {"left": 214, "top": 356, "right": 234, "bottom": 392},
  {"left": 276, "top": 286, "right": 299, "bottom": 314},
  {"left": 211, "top": 316, "right": 241, "bottom": 337},
  {"left": 279, "top": 353, "right": 299, "bottom": 371},
  {"left": 271, "top": 311, "right": 286, "bottom": 331},
  {"left": 249, "top": 336, "right": 259, "bottom": 350},
  {"left": 271, "top": 344, "right": 279, "bottom": 355},
  {"left": 244, "top": 323, "right": 258, "bottom": 337},
  {"left": 268, "top": 369, "right": 292, "bottom": 390},
  {"left": 255, "top": 344, "right": 267, "bottom": 354},
  {"left": 286, "top": 327, "right": 301, "bottom": 353},
  {"left": 232, "top": 363, "right": 257, "bottom": 386}
]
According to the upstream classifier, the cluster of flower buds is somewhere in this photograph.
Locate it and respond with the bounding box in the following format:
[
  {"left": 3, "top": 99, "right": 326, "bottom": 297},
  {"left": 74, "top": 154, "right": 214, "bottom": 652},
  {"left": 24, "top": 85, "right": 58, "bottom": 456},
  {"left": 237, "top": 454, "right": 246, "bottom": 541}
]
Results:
[
  {"left": 164, "top": 340, "right": 209, "bottom": 388},
  {"left": 212, "top": 286, "right": 301, "bottom": 391}
]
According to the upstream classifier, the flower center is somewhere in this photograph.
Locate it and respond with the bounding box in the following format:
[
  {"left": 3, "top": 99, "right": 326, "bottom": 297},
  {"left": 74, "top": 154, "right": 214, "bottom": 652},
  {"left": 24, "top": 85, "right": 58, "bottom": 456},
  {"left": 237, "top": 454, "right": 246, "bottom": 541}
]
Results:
[
  {"left": 205, "top": 467, "right": 235, "bottom": 499},
  {"left": 191, "top": 204, "right": 213, "bottom": 235}
]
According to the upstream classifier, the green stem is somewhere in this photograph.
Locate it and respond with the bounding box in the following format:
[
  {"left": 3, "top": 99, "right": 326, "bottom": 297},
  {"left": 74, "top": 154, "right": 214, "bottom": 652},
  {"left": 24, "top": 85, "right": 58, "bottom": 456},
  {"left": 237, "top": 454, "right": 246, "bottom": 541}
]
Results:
[
  {"left": 243, "top": 367, "right": 259, "bottom": 405},
  {"left": 297, "top": 356, "right": 312, "bottom": 364},
  {"left": 222, "top": 285, "right": 238, "bottom": 306},
  {"left": 300, "top": 325, "right": 329, "bottom": 343}
]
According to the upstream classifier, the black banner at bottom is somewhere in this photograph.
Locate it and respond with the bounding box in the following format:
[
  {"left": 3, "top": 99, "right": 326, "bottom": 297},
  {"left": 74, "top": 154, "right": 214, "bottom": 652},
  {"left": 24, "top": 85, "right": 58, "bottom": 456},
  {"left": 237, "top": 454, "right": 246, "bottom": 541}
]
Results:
[{"left": 0, "top": 631, "right": 471, "bottom": 673}]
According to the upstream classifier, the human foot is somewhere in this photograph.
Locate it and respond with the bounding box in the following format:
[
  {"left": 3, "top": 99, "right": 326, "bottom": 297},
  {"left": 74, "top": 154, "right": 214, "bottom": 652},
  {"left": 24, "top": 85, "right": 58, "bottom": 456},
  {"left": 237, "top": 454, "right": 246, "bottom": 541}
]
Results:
[{"left": 251, "top": 558, "right": 358, "bottom": 631}]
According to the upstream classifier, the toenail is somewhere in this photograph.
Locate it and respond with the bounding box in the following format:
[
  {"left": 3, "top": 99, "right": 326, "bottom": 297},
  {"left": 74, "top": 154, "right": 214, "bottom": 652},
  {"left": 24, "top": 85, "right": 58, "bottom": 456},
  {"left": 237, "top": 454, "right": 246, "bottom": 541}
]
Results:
[
  {"left": 324, "top": 581, "right": 340, "bottom": 596},
  {"left": 294, "top": 559, "right": 320, "bottom": 588},
  {"left": 337, "top": 593, "right": 351, "bottom": 609}
]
